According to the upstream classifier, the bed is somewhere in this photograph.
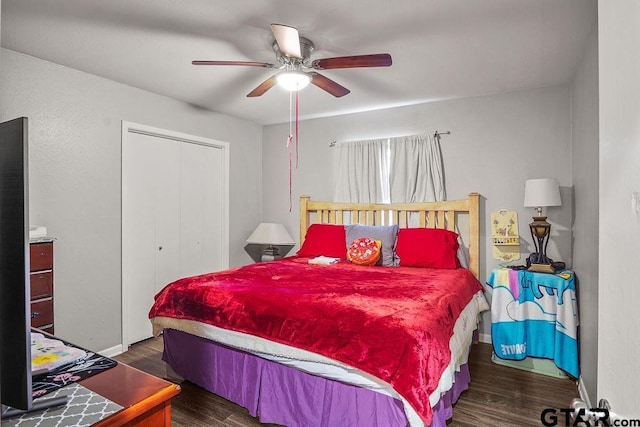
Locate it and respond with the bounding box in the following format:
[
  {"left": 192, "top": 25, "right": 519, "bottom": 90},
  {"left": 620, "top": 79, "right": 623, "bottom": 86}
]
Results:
[{"left": 149, "top": 193, "right": 489, "bottom": 427}]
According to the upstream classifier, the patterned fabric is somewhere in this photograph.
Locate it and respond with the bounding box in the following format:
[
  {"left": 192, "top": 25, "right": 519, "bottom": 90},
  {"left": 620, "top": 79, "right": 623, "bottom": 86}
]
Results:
[
  {"left": 32, "top": 338, "right": 118, "bottom": 399},
  {"left": 345, "top": 224, "right": 398, "bottom": 266},
  {"left": 5, "top": 383, "right": 122, "bottom": 427},
  {"left": 31, "top": 332, "right": 87, "bottom": 372},
  {"left": 347, "top": 237, "right": 381, "bottom": 266},
  {"left": 487, "top": 268, "right": 579, "bottom": 378}
]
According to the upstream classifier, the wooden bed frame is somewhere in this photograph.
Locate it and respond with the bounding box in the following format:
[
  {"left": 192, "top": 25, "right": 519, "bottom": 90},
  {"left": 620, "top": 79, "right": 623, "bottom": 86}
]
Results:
[{"left": 299, "top": 193, "right": 480, "bottom": 279}]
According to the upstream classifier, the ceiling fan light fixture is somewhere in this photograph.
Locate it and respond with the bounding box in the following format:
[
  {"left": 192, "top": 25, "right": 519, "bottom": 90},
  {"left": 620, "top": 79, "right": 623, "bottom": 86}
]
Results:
[
  {"left": 276, "top": 71, "right": 311, "bottom": 91},
  {"left": 193, "top": 23, "right": 391, "bottom": 98}
]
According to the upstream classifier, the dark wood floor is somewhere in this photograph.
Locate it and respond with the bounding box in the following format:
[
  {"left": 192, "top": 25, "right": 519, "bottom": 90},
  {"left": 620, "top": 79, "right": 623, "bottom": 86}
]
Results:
[{"left": 114, "top": 337, "right": 578, "bottom": 427}]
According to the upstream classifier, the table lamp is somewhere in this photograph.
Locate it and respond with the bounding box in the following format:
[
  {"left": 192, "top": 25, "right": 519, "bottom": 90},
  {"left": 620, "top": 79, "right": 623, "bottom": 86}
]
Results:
[
  {"left": 246, "top": 223, "right": 295, "bottom": 262},
  {"left": 523, "top": 178, "right": 561, "bottom": 273}
]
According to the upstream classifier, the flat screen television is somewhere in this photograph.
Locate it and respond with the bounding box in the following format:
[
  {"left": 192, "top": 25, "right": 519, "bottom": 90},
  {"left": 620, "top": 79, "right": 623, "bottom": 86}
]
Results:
[{"left": 0, "top": 117, "right": 67, "bottom": 419}]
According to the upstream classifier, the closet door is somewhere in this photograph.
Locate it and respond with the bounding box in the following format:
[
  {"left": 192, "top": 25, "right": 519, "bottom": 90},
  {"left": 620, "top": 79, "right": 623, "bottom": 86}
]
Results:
[
  {"left": 122, "top": 132, "right": 175, "bottom": 345},
  {"left": 153, "top": 138, "right": 182, "bottom": 297},
  {"left": 122, "top": 123, "right": 229, "bottom": 347},
  {"left": 179, "top": 142, "right": 225, "bottom": 277}
]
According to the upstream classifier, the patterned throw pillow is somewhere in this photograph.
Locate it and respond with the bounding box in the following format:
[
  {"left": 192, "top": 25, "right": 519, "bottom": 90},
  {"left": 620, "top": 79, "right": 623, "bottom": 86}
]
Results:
[
  {"left": 345, "top": 224, "right": 398, "bottom": 266},
  {"left": 347, "top": 237, "right": 382, "bottom": 266}
]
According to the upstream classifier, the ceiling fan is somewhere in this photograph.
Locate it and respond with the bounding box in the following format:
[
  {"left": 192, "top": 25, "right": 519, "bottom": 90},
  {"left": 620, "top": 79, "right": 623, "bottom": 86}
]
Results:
[{"left": 192, "top": 23, "right": 392, "bottom": 98}]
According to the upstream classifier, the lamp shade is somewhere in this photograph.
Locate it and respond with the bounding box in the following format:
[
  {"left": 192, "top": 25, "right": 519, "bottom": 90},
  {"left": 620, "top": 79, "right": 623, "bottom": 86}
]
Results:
[
  {"left": 246, "top": 223, "right": 295, "bottom": 245},
  {"left": 524, "top": 178, "right": 562, "bottom": 208}
]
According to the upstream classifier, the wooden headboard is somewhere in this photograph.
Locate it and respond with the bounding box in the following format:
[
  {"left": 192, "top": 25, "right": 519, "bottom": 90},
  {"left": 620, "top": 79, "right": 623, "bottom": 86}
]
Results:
[{"left": 299, "top": 193, "right": 480, "bottom": 279}]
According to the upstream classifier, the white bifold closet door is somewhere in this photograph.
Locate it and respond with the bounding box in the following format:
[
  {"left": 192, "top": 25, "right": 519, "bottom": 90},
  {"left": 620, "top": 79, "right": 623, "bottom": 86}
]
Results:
[{"left": 122, "top": 123, "right": 228, "bottom": 347}]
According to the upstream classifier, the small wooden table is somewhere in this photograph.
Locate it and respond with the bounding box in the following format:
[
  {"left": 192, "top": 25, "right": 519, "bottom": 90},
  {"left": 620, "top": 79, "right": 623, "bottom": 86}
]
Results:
[{"left": 80, "top": 362, "right": 180, "bottom": 426}]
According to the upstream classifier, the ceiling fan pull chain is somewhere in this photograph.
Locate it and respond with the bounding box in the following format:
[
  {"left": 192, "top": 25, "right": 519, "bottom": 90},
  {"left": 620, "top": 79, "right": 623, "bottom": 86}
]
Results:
[
  {"left": 295, "top": 90, "right": 300, "bottom": 169},
  {"left": 287, "top": 134, "right": 293, "bottom": 213},
  {"left": 287, "top": 89, "right": 293, "bottom": 212}
]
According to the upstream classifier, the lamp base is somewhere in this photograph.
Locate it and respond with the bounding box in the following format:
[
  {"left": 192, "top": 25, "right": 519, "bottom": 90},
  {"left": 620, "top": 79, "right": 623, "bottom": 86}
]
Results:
[
  {"left": 528, "top": 263, "right": 556, "bottom": 273},
  {"left": 261, "top": 245, "right": 281, "bottom": 263}
]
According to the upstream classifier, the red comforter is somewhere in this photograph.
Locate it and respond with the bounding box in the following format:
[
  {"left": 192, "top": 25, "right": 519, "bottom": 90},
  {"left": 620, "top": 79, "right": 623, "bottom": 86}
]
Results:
[{"left": 149, "top": 256, "right": 483, "bottom": 425}]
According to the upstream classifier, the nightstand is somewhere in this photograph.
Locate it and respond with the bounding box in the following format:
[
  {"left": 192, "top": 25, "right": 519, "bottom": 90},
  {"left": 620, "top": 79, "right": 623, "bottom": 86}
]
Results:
[{"left": 486, "top": 267, "right": 579, "bottom": 378}]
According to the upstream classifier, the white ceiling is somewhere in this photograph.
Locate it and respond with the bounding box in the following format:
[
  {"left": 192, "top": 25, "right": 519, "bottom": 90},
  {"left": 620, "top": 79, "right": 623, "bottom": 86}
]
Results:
[{"left": 1, "top": 0, "right": 597, "bottom": 125}]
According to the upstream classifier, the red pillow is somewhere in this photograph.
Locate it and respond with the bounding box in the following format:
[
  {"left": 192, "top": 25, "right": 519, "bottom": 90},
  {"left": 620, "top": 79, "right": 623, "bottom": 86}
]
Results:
[
  {"left": 297, "top": 224, "right": 347, "bottom": 258},
  {"left": 395, "top": 228, "right": 460, "bottom": 268}
]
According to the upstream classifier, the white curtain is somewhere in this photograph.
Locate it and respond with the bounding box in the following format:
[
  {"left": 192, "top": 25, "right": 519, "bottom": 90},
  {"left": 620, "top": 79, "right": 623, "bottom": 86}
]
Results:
[
  {"left": 333, "top": 138, "right": 390, "bottom": 203},
  {"left": 389, "top": 133, "right": 445, "bottom": 203},
  {"left": 333, "top": 132, "right": 462, "bottom": 262},
  {"left": 333, "top": 132, "right": 444, "bottom": 205}
]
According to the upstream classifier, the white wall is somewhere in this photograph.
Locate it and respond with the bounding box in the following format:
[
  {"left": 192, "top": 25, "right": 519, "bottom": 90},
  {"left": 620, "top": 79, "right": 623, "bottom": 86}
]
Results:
[
  {"left": 598, "top": 1, "right": 640, "bottom": 419},
  {"left": 0, "top": 48, "right": 263, "bottom": 352},
  {"left": 262, "top": 85, "right": 573, "bottom": 338},
  {"left": 570, "top": 25, "right": 599, "bottom": 403}
]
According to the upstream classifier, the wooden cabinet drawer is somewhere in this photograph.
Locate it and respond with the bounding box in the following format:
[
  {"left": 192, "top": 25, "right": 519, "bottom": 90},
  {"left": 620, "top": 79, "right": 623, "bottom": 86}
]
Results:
[
  {"left": 30, "top": 242, "right": 53, "bottom": 271},
  {"left": 31, "top": 299, "right": 53, "bottom": 328},
  {"left": 30, "top": 272, "right": 53, "bottom": 299}
]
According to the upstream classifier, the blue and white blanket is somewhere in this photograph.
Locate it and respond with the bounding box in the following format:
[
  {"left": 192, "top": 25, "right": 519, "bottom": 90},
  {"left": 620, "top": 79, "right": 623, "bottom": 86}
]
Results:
[{"left": 487, "top": 268, "right": 579, "bottom": 378}]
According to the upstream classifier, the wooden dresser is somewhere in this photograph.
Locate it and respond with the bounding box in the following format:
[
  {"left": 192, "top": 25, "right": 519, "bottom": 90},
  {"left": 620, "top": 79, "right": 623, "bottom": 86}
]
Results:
[
  {"left": 84, "top": 363, "right": 181, "bottom": 426},
  {"left": 29, "top": 241, "right": 54, "bottom": 334},
  {"left": 1, "top": 333, "right": 180, "bottom": 426}
]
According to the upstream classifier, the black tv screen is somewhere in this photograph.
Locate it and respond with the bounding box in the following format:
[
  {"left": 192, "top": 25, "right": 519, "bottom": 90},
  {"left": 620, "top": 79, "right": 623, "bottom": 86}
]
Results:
[{"left": 0, "top": 117, "right": 32, "bottom": 411}]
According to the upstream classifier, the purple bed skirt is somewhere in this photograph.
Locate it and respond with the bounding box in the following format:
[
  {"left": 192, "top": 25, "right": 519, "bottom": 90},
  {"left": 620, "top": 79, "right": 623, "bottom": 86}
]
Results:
[{"left": 162, "top": 328, "right": 470, "bottom": 427}]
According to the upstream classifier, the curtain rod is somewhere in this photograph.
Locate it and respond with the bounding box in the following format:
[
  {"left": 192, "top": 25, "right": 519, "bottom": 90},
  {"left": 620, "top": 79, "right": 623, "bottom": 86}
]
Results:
[
  {"left": 434, "top": 130, "right": 451, "bottom": 137},
  {"left": 329, "top": 130, "right": 451, "bottom": 147}
]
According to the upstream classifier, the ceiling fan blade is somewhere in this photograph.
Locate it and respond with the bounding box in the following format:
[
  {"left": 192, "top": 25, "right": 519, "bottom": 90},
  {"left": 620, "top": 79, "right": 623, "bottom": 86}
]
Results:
[
  {"left": 311, "top": 53, "right": 392, "bottom": 70},
  {"left": 247, "top": 75, "right": 278, "bottom": 97},
  {"left": 192, "top": 60, "right": 275, "bottom": 68},
  {"left": 270, "top": 23, "right": 302, "bottom": 59},
  {"left": 309, "top": 72, "right": 350, "bottom": 97}
]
